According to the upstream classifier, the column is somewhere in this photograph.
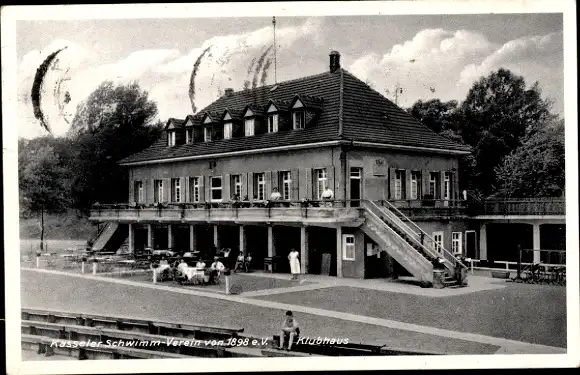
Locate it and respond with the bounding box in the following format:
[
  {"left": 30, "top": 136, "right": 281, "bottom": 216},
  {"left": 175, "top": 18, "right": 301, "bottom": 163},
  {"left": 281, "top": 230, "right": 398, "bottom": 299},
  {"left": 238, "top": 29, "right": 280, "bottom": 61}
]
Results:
[
  {"left": 128, "top": 223, "right": 134, "bottom": 253},
  {"left": 147, "top": 224, "right": 152, "bottom": 249},
  {"left": 189, "top": 225, "right": 196, "bottom": 252},
  {"left": 267, "top": 226, "right": 275, "bottom": 257},
  {"left": 167, "top": 224, "right": 173, "bottom": 250},
  {"left": 336, "top": 227, "right": 343, "bottom": 278},
  {"left": 213, "top": 225, "right": 220, "bottom": 251},
  {"left": 300, "top": 226, "right": 309, "bottom": 274},
  {"left": 479, "top": 223, "right": 487, "bottom": 260},
  {"left": 533, "top": 223, "right": 541, "bottom": 264},
  {"left": 239, "top": 226, "right": 246, "bottom": 255}
]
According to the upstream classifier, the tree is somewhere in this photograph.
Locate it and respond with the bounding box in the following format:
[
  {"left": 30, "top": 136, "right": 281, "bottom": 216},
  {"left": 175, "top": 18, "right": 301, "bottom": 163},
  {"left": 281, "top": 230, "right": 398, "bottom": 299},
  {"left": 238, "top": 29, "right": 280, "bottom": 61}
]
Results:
[
  {"left": 68, "top": 81, "right": 163, "bottom": 212},
  {"left": 494, "top": 119, "right": 565, "bottom": 198},
  {"left": 19, "top": 144, "right": 70, "bottom": 252},
  {"left": 407, "top": 99, "right": 461, "bottom": 134},
  {"left": 459, "top": 69, "right": 555, "bottom": 196}
]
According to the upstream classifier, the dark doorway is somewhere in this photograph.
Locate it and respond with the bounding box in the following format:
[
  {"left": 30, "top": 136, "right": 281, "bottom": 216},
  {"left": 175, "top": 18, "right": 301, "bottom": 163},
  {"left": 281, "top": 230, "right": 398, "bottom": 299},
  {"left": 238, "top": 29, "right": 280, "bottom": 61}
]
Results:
[
  {"left": 173, "top": 225, "right": 190, "bottom": 254},
  {"left": 218, "top": 225, "right": 240, "bottom": 252},
  {"left": 153, "top": 227, "right": 168, "bottom": 249},
  {"left": 487, "top": 223, "right": 533, "bottom": 262},
  {"left": 245, "top": 225, "right": 268, "bottom": 270},
  {"left": 194, "top": 225, "right": 214, "bottom": 253},
  {"left": 350, "top": 168, "right": 362, "bottom": 207},
  {"left": 465, "top": 230, "right": 477, "bottom": 259},
  {"left": 134, "top": 228, "right": 148, "bottom": 252},
  {"left": 308, "top": 227, "right": 337, "bottom": 276}
]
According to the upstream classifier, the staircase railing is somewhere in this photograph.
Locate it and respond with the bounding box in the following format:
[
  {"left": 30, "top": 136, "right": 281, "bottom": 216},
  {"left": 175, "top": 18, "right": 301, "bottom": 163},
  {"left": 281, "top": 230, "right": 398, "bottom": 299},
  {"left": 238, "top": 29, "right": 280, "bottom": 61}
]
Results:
[
  {"left": 364, "top": 201, "right": 439, "bottom": 260},
  {"left": 378, "top": 200, "right": 468, "bottom": 271}
]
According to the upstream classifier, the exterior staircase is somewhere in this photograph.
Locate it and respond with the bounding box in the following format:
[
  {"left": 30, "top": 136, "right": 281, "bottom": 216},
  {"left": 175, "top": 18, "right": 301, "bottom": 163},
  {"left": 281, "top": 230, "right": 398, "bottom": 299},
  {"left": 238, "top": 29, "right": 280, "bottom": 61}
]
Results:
[
  {"left": 362, "top": 201, "right": 467, "bottom": 288},
  {"left": 91, "top": 222, "right": 128, "bottom": 253}
]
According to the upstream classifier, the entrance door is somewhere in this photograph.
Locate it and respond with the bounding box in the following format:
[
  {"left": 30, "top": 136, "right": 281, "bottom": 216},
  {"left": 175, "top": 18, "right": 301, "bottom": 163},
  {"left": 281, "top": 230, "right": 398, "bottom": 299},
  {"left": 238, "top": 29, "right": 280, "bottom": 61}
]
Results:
[
  {"left": 350, "top": 168, "right": 362, "bottom": 207},
  {"left": 465, "top": 230, "right": 477, "bottom": 259},
  {"left": 432, "top": 231, "right": 444, "bottom": 255}
]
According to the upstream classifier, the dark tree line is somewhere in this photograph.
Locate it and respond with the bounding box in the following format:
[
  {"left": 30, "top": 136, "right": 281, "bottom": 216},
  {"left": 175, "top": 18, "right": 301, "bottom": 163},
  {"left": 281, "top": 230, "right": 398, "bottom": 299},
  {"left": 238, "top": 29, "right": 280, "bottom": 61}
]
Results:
[
  {"left": 19, "top": 81, "right": 163, "bottom": 239},
  {"left": 407, "top": 68, "right": 563, "bottom": 199}
]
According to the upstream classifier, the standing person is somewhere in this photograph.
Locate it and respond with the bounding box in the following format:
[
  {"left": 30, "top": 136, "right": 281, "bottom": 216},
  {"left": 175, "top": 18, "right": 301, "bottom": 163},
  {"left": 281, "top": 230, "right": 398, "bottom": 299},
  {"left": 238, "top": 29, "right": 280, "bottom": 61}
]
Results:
[
  {"left": 288, "top": 248, "right": 300, "bottom": 280},
  {"left": 233, "top": 251, "right": 245, "bottom": 273},
  {"left": 278, "top": 311, "right": 300, "bottom": 351}
]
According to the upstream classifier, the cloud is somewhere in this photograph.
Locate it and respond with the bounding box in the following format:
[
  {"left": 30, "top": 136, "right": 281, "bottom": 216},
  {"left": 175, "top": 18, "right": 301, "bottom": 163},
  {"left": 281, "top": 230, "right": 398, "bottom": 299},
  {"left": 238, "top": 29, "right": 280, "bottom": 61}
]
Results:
[{"left": 348, "top": 29, "right": 563, "bottom": 113}]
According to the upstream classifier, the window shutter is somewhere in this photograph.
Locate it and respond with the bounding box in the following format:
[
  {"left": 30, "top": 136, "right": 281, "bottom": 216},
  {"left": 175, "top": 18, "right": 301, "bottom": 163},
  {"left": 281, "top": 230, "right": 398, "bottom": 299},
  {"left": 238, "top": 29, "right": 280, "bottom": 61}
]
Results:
[
  {"left": 224, "top": 173, "right": 231, "bottom": 201},
  {"left": 453, "top": 171, "right": 459, "bottom": 200},
  {"left": 248, "top": 173, "right": 254, "bottom": 200},
  {"left": 405, "top": 170, "right": 412, "bottom": 200},
  {"left": 291, "top": 168, "right": 299, "bottom": 201},
  {"left": 271, "top": 171, "right": 279, "bottom": 190},
  {"left": 389, "top": 168, "right": 396, "bottom": 200},
  {"left": 439, "top": 171, "right": 445, "bottom": 200},
  {"left": 264, "top": 170, "right": 272, "bottom": 198},
  {"left": 422, "top": 170, "right": 429, "bottom": 198},
  {"left": 205, "top": 175, "right": 211, "bottom": 202},
  {"left": 241, "top": 173, "right": 248, "bottom": 199},
  {"left": 179, "top": 177, "right": 186, "bottom": 203},
  {"left": 150, "top": 179, "right": 155, "bottom": 203},
  {"left": 327, "top": 166, "right": 335, "bottom": 194},
  {"left": 129, "top": 180, "right": 134, "bottom": 203},
  {"left": 199, "top": 176, "right": 205, "bottom": 202},
  {"left": 185, "top": 177, "right": 190, "bottom": 203},
  {"left": 305, "top": 168, "right": 313, "bottom": 199},
  {"left": 163, "top": 178, "right": 170, "bottom": 203}
]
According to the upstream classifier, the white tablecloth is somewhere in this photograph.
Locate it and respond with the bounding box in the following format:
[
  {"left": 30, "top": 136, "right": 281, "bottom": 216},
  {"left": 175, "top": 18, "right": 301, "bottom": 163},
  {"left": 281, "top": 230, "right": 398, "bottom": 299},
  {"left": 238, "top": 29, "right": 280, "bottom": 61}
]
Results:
[{"left": 184, "top": 268, "right": 205, "bottom": 280}]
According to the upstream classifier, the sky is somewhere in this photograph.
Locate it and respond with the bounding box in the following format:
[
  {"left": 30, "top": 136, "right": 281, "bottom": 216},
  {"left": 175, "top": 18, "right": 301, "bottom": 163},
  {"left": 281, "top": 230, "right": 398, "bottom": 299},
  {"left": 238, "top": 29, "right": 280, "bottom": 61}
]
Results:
[{"left": 16, "top": 12, "right": 564, "bottom": 139}]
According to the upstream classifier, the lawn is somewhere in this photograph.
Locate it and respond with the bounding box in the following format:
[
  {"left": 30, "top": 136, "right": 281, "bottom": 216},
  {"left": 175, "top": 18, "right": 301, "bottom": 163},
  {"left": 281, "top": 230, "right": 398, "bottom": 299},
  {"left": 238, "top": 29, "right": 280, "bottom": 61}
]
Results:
[{"left": 254, "top": 283, "right": 567, "bottom": 348}]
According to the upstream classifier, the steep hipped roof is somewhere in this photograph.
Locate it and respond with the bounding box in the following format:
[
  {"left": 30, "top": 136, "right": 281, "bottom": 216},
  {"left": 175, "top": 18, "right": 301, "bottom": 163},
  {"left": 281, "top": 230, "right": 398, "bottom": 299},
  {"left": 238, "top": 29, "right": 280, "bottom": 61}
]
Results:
[{"left": 120, "top": 68, "right": 469, "bottom": 165}]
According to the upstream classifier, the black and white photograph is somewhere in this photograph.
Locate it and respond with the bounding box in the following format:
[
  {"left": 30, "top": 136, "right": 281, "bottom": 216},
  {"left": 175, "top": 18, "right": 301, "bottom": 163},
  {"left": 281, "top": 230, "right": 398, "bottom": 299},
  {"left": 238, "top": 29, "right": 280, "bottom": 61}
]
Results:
[{"left": 3, "top": 0, "right": 578, "bottom": 373}]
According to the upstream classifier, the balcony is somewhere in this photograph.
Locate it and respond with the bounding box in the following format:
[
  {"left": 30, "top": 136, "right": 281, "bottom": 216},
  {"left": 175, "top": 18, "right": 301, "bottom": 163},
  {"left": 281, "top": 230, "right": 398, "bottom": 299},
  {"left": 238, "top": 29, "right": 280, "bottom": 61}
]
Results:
[
  {"left": 472, "top": 198, "right": 565, "bottom": 217},
  {"left": 89, "top": 200, "right": 365, "bottom": 227},
  {"left": 379, "top": 199, "right": 470, "bottom": 220}
]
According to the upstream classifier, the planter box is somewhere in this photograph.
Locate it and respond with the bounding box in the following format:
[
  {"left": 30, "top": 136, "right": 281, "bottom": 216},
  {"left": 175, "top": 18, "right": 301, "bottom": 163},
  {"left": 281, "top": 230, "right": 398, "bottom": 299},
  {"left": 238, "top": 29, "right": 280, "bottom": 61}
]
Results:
[{"left": 491, "top": 270, "right": 511, "bottom": 279}]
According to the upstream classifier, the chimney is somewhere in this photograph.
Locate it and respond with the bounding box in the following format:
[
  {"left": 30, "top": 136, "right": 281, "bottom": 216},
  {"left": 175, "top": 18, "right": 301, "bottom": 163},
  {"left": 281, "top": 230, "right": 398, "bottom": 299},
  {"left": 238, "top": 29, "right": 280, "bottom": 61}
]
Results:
[
  {"left": 225, "top": 88, "right": 234, "bottom": 97},
  {"left": 329, "top": 50, "right": 341, "bottom": 73}
]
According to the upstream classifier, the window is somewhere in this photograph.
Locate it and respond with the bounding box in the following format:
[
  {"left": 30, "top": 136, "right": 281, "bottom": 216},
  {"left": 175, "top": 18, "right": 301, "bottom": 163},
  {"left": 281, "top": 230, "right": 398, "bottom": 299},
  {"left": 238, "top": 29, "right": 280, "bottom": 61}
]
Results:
[
  {"left": 204, "top": 127, "right": 211, "bottom": 142},
  {"left": 231, "top": 175, "right": 242, "bottom": 198},
  {"left": 343, "top": 234, "right": 356, "bottom": 261},
  {"left": 432, "top": 232, "right": 444, "bottom": 254},
  {"left": 189, "top": 177, "right": 200, "bottom": 203},
  {"left": 452, "top": 232, "right": 463, "bottom": 254},
  {"left": 154, "top": 180, "right": 163, "bottom": 203},
  {"left": 167, "top": 131, "right": 176, "bottom": 146},
  {"left": 315, "top": 168, "right": 328, "bottom": 199},
  {"left": 224, "top": 122, "right": 233, "bottom": 139},
  {"left": 410, "top": 171, "right": 421, "bottom": 200},
  {"left": 444, "top": 172, "right": 451, "bottom": 200},
  {"left": 133, "top": 181, "right": 144, "bottom": 203},
  {"left": 293, "top": 111, "right": 305, "bottom": 129},
  {"left": 268, "top": 114, "right": 278, "bottom": 133},
  {"left": 210, "top": 176, "right": 222, "bottom": 201},
  {"left": 185, "top": 129, "right": 193, "bottom": 144},
  {"left": 254, "top": 173, "right": 265, "bottom": 200},
  {"left": 244, "top": 118, "right": 255, "bottom": 136},
  {"left": 394, "top": 170, "right": 406, "bottom": 200},
  {"left": 171, "top": 178, "right": 181, "bottom": 202},
  {"left": 429, "top": 172, "right": 438, "bottom": 197},
  {"left": 280, "top": 171, "right": 291, "bottom": 200}
]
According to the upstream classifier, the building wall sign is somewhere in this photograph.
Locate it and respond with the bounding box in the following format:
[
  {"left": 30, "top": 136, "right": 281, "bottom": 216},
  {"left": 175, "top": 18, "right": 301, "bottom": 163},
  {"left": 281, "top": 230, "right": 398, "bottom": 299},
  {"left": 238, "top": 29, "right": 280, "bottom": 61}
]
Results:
[{"left": 372, "top": 158, "right": 388, "bottom": 176}]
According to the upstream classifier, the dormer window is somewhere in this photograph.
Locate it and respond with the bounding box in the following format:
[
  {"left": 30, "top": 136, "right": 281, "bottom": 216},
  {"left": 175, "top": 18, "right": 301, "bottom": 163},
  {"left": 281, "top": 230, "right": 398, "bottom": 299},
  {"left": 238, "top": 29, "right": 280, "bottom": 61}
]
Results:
[
  {"left": 168, "top": 131, "right": 176, "bottom": 146},
  {"left": 224, "top": 122, "right": 233, "bottom": 139},
  {"left": 204, "top": 127, "right": 211, "bottom": 142},
  {"left": 245, "top": 118, "right": 255, "bottom": 136},
  {"left": 185, "top": 129, "right": 193, "bottom": 144},
  {"left": 293, "top": 111, "right": 305, "bottom": 130},
  {"left": 268, "top": 114, "right": 279, "bottom": 133}
]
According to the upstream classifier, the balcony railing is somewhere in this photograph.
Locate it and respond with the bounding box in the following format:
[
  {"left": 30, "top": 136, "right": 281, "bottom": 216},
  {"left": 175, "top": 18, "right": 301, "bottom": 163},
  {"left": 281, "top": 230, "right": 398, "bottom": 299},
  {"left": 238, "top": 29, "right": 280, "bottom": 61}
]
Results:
[
  {"left": 380, "top": 199, "right": 469, "bottom": 219},
  {"left": 473, "top": 198, "right": 565, "bottom": 216},
  {"left": 89, "top": 199, "right": 365, "bottom": 225}
]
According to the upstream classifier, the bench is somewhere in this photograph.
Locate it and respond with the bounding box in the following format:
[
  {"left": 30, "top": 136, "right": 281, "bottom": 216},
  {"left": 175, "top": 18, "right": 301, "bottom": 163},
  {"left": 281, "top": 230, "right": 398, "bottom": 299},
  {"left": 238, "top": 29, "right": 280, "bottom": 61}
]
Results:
[{"left": 261, "top": 348, "right": 323, "bottom": 357}]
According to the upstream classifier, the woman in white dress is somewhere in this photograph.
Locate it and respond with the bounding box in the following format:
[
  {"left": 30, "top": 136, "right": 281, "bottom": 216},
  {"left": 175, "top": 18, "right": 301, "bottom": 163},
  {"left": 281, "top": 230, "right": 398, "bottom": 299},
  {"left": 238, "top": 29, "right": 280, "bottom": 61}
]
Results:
[{"left": 288, "top": 249, "right": 300, "bottom": 280}]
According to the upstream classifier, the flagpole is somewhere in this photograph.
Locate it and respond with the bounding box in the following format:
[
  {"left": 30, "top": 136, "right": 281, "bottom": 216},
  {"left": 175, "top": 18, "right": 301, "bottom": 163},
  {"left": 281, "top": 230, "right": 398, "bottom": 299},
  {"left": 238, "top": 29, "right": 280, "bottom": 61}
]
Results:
[{"left": 273, "top": 16, "right": 277, "bottom": 84}]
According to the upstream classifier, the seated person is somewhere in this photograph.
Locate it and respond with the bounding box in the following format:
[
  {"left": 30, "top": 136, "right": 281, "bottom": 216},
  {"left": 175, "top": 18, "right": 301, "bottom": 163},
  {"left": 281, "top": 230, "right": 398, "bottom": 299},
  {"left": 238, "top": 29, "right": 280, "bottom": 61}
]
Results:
[
  {"left": 209, "top": 256, "right": 225, "bottom": 283},
  {"left": 177, "top": 259, "right": 189, "bottom": 275},
  {"left": 244, "top": 253, "right": 253, "bottom": 271},
  {"left": 270, "top": 187, "right": 282, "bottom": 201},
  {"left": 321, "top": 188, "right": 334, "bottom": 206},
  {"left": 279, "top": 310, "right": 300, "bottom": 350},
  {"left": 195, "top": 259, "right": 206, "bottom": 270},
  {"left": 233, "top": 252, "right": 245, "bottom": 273}
]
